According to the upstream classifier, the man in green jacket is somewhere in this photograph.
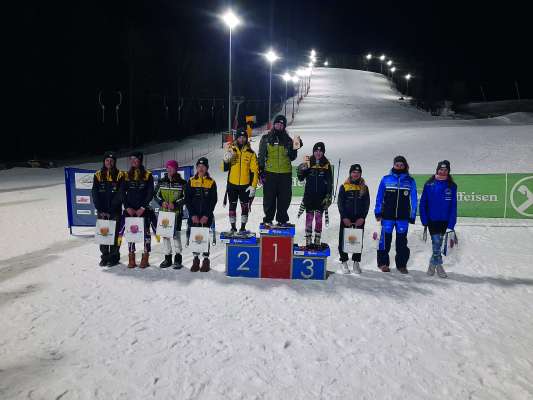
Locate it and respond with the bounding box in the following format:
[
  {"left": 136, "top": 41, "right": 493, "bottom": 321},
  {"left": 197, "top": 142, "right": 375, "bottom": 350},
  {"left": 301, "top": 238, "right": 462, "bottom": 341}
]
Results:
[{"left": 258, "top": 114, "right": 302, "bottom": 226}]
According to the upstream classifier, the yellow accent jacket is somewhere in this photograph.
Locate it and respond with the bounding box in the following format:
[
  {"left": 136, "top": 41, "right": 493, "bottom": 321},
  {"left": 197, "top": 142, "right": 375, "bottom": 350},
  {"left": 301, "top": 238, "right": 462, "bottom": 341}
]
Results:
[
  {"left": 185, "top": 174, "right": 218, "bottom": 219},
  {"left": 92, "top": 169, "right": 125, "bottom": 214},
  {"left": 222, "top": 143, "right": 259, "bottom": 187}
]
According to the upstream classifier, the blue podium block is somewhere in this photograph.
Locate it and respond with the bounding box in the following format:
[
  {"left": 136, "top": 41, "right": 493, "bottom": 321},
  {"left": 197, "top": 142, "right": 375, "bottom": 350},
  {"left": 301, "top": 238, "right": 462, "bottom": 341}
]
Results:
[
  {"left": 224, "top": 233, "right": 260, "bottom": 278},
  {"left": 291, "top": 245, "right": 329, "bottom": 280}
]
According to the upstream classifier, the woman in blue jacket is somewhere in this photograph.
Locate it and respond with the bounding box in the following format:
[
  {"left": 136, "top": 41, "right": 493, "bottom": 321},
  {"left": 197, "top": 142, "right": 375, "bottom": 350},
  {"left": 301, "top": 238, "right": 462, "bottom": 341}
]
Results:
[
  {"left": 374, "top": 156, "right": 418, "bottom": 274},
  {"left": 419, "top": 160, "right": 457, "bottom": 278}
]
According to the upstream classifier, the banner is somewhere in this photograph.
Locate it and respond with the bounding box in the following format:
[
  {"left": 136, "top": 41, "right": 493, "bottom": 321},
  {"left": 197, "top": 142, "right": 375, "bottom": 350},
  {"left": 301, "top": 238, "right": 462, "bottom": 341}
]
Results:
[
  {"left": 65, "top": 165, "right": 194, "bottom": 233},
  {"left": 412, "top": 173, "right": 533, "bottom": 219}
]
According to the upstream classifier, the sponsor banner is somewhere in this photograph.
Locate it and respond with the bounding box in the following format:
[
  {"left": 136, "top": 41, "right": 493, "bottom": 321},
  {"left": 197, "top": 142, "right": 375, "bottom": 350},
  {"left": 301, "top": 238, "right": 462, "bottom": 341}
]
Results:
[
  {"left": 412, "top": 173, "right": 533, "bottom": 219},
  {"left": 65, "top": 165, "right": 195, "bottom": 232}
]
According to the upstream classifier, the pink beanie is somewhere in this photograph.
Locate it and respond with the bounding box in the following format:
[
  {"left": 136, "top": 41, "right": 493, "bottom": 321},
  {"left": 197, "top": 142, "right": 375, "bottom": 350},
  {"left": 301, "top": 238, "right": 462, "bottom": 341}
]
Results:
[{"left": 166, "top": 160, "right": 179, "bottom": 169}]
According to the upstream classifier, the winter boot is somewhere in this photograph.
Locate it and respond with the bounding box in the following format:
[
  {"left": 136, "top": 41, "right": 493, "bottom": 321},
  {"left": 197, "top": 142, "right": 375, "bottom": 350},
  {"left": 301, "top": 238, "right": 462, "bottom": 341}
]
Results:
[
  {"left": 397, "top": 267, "right": 409, "bottom": 274},
  {"left": 107, "top": 255, "right": 120, "bottom": 267},
  {"left": 200, "top": 257, "right": 211, "bottom": 272},
  {"left": 436, "top": 264, "right": 448, "bottom": 278},
  {"left": 314, "top": 233, "right": 321, "bottom": 248},
  {"left": 190, "top": 256, "right": 200, "bottom": 272},
  {"left": 379, "top": 265, "right": 390, "bottom": 272},
  {"left": 340, "top": 261, "right": 350, "bottom": 274},
  {"left": 128, "top": 253, "right": 137, "bottom": 268},
  {"left": 427, "top": 262, "right": 436, "bottom": 276},
  {"left": 239, "top": 223, "right": 247, "bottom": 233},
  {"left": 305, "top": 233, "right": 312, "bottom": 249},
  {"left": 352, "top": 261, "right": 362, "bottom": 274},
  {"left": 99, "top": 254, "right": 109, "bottom": 267},
  {"left": 172, "top": 253, "right": 183, "bottom": 270},
  {"left": 230, "top": 223, "right": 237, "bottom": 233},
  {"left": 160, "top": 254, "right": 173, "bottom": 268},
  {"left": 140, "top": 253, "right": 150, "bottom": 268}
]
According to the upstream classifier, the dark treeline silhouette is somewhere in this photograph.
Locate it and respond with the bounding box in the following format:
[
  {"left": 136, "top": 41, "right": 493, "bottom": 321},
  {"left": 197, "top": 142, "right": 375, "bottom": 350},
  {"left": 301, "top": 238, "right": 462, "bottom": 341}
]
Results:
[{"left": 8, "top": 0, "right": 531, "bottom": 164}]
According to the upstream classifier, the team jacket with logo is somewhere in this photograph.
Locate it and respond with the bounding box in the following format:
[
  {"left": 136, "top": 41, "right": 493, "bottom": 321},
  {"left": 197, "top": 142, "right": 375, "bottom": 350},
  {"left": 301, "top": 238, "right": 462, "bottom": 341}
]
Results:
[
  {"left": 185, "top": 174, "right": 218, "bottom": 219},
  {"left": 419, "top": 178, "right": 457, "bottom": 230},
  {"left": 154, "top": 174, "right": 187, "bottom": 214},
  {"left": 297, "top": 157, "right": 333, "bottom": 208},
  {"left": 222, "top": 143, "right": 259, "bottom": 187},
  {"left": 375, "top": 170, "right": 418, "bottom": 221},
  {"left": 91, "top": 169, "right": 125, "bottom": 214},
  {"left": 121, "top": 168, "right": 154, "bottom": 210},
  {"left": 337, "top": 178, "right": 370, "bottom": 220}
]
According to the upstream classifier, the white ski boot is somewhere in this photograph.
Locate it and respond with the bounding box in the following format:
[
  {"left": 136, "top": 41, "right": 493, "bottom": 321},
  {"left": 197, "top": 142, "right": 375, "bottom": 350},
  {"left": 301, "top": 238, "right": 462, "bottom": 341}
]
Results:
[
  {"left": 340, "top": 261, "right": 350, "bottom": 274},
  {"left": 436, "top": 264, "right": 448, "bottom": 278},
  {"left": 427, "top": 263, "right": 436, "bottom": 276},
  {"left": 352, "top": 261, "right": 362, "bottom": 274}
]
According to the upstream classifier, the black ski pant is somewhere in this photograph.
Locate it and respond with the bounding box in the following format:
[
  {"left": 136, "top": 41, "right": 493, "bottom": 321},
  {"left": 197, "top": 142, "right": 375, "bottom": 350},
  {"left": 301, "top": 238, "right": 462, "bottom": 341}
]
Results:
[
  {"left": 263, "top": 172, "right": 292, "bottom": 224},
  {"left": 377, "top": 219, "right": 410, "bottom": 269},
  {"left": 228, "top": 183, "right": 251, "bottom": 225}
]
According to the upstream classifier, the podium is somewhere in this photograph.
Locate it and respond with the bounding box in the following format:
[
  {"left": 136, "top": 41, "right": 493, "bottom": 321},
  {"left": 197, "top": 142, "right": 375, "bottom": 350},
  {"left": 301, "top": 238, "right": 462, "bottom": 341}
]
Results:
[{"left": 222, "top": 224, "right": 328, "bottom": 280}]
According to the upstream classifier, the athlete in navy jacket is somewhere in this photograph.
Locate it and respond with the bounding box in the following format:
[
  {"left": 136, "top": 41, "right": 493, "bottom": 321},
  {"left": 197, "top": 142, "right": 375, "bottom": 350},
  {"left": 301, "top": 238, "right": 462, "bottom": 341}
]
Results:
[
  {"left": 374, "top": 156, "right": 418, "bottom": 273},
  {"left": 419, "top": 160, "right": 457, "bottom": 278}
]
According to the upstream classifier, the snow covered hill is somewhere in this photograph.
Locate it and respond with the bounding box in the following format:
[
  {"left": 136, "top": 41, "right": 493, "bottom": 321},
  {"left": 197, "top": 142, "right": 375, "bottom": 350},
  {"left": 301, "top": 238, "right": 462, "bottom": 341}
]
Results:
[{"left": 1, "top": 68, "right": 533, "bottom": 400}]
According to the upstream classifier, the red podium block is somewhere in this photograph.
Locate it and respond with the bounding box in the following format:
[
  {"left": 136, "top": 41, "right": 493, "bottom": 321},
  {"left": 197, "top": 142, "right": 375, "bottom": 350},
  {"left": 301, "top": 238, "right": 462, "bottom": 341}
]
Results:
[{"left": 260, "top": 235, "right": 293, "bottom": 279}]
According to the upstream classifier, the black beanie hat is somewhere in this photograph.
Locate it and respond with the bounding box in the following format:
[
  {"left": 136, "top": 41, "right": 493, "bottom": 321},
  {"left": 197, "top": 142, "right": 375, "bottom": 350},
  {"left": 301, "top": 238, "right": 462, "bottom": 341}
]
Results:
[
  {"left": 393, "top": 155, "right": 407, "bottom": 165},
  {"left": 234, "top": 128, "right": 247, "bottom": 140},
  {"left": 196, "top": 157, "right": 209, "bottom": 169},
  {"left": 103, "top": 151, "right": 117, "bottom": 162},
  {"left": 393, "top": 155, "right": 409, "bottom": 171},
  {"left": 349, "top": 164, "right": 362, "bottom": 174},
  {"left": 436, "top": 160, "right": 451, "bottom": 172},
  {"left": 273, "top": 115, "right": 287, "bottom": 126},
  {"left": 130, "top": 151, "right": 143, "bottom": 163},
  {"left": 313, "top": 142, "right": 326, "bottom": 153}
]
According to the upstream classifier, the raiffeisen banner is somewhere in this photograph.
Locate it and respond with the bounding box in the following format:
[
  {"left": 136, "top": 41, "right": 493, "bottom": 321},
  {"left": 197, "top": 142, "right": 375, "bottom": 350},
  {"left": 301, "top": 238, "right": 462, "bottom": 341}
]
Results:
[{"left": 412, "top": 173, "right": 533, "bottom": 219}]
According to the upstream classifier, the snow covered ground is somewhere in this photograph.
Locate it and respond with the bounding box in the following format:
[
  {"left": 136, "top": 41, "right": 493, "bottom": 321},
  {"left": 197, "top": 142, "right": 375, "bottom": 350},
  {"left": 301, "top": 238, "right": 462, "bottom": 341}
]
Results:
[{"left": 1, "top": 68, "right": 533, "bottom": 400}]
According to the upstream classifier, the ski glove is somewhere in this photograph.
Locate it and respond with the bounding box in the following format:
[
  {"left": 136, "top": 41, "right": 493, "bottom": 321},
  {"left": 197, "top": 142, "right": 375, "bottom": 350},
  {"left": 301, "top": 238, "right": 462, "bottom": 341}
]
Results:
[
  {"left": 246, "top": 186, "right": 256, "bottom": 198},
  {"left": 322, "top": 194, "right": 332, "bottom": 208},
  {"left": 259, "top": 171, "right": 266, "bottom": 185}
]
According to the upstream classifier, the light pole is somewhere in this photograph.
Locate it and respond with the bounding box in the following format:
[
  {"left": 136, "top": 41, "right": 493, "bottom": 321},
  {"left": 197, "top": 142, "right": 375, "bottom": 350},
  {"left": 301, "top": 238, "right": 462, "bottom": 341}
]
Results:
[
  {"left": 405, "top": 74, "right": 412, "bottom": 96},
  {"left": 282, "top": 72, "right": 291, "bottom": 116},
  {"left": 390, "top": 66, "right": 396, "bottom": 84},
  {"left": 221, "top": 10, "right": 240, "bottom": 139},
  {"left": 379, "top": 54, "right": 386, "bottom": 74},
  {"left": 386, "top": 60, "right": 393, "bottom": 78},
  {"left": 365, "top": 53, "right": 372, "bottom": 71},
  {"left": 264, "top": 49, "right": 279, "bottom": 125},
  {"left": 291, "top": 75, "right": 299, "bottom": 120},
  {"left": 324, "top": 60, "right": 329, "bottom": 66}
]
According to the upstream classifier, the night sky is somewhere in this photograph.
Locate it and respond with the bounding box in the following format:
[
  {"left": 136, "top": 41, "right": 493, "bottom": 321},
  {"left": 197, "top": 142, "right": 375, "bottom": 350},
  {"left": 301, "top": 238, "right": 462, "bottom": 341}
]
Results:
[{"left": 8, "top": 0, "right": 531, "bottom": 163}]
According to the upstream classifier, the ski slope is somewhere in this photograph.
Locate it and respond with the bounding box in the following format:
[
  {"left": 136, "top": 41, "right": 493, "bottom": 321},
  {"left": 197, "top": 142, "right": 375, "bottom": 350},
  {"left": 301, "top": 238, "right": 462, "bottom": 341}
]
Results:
[{"left": 1, "top": 68, "right": 533, "bottom": 400}]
